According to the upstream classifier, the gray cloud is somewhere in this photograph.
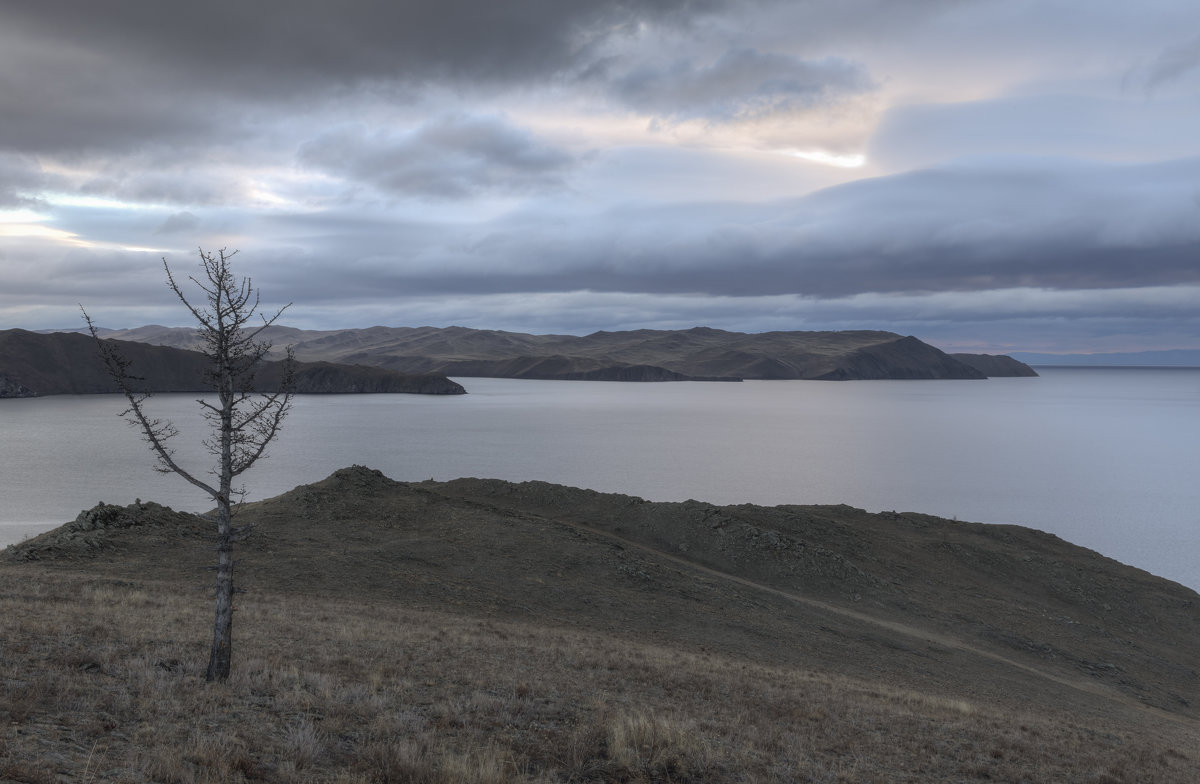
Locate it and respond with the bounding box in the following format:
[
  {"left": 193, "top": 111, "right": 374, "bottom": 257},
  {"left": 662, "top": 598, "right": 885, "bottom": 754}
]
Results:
[
  {"left": 1141, "top": 34, "right": 1200, "bottom": 91},
  {"left": 299, "top": 115, "right": 576, "bottom": 199},
  {"left": 244, "top": 155, "right": 1200, "bottom": 304},
  {"left": 0, "top": 1, "right": 725, "bottom": 155},
  {"left": 8, "top": 150, "right": 1199, "bottom": 354},
  {"left": 4, "top": 0, "right": 1200, "bottom": 355},
  {"left": 76, "top": 166, "right": 254, "bottom": 208},
  {"left": 610, "top": 48, "right": 874, "bottom": 122},
  {"left": 870, "top": 94, "right": 1200, "bottom": 171},
  {"left": 155, "top": 212, "right": 200, "bottom": 235},
  {"left": 0, "top": 28, "right": 245, "bottom": 155},
  {"left": 0, "top": 154, "right": 50, "bottom": 208},
  {"left": 15, "top": 1, "right": 726, "bottom": 80}
]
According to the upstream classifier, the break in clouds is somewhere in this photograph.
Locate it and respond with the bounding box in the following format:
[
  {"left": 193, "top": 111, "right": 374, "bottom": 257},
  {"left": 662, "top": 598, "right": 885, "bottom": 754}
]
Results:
[{"left": 3, "top": 0, "right": 1200, "bottom": 352}]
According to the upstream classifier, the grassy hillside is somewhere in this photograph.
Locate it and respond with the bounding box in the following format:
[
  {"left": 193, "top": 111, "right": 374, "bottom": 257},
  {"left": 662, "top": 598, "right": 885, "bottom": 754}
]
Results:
[
  {"left": 102, "top": 325, "right": 1038, "bottom": 380},
  {"left": 3, "top": 466, "right": 1197, "bottom": 782}
]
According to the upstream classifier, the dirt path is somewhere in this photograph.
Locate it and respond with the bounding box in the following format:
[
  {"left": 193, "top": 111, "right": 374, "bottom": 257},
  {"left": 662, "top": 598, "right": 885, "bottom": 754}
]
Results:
[{"left": 538, "top": 509, "right": 1189, "bottom": 725}]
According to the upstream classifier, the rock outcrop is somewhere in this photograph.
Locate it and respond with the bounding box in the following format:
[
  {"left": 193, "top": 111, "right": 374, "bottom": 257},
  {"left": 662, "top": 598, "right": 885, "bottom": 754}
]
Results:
[
  {"left": 0, "top": 372, "right": 34, "bottom": 397},
  {"left": 7, "top": 500, "right": 206, "bottom": 560}
]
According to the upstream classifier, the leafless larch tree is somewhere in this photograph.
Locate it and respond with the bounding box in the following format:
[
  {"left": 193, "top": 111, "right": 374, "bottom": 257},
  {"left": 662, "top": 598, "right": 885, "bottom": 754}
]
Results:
[{"left": 83, "top": 248, "right": 295, "bottom": 682}]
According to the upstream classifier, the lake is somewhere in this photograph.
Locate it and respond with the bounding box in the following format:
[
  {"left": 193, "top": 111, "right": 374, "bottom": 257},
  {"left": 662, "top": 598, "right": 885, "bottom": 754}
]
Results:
[{"left": 3, "top": 367, "right": 1198, "bottom": 591}]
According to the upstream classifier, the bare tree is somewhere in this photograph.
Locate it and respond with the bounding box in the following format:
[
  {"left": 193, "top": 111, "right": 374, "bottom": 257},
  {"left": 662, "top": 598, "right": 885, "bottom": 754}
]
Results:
[{"left": 83, "top": 248, "right": 294, "bottom": 682}]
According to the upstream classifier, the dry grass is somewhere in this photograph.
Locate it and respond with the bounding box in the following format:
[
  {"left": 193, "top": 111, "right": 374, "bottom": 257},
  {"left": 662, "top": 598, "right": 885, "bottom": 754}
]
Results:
[{"left": 1, "top": 567, "right": 1196, "bottom": 783}]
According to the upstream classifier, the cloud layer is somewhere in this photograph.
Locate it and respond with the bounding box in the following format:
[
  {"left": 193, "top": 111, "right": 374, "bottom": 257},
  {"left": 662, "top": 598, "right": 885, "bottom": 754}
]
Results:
[
  {"left": 3, "top": 0, "right": 1200, "bottom": 353},
  {"left": 300, "top": 115, "right": 577, "bottom": 199}
]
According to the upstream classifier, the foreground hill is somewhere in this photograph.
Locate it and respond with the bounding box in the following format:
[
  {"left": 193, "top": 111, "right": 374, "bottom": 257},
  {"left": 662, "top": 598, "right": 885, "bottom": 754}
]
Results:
[
  {"left": 3, "top": 467, "right": 1196, "bottom": 781},
  {"left": 0, "top": 329, "right": 465, "bottom": 397},
  {"left": 101, "top": 324, "right": 1038, "bottom": 381}
]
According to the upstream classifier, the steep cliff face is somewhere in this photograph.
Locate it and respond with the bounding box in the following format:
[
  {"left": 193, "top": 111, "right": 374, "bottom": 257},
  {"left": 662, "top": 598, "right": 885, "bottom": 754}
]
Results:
[{"left": 0, "top": 330, "right": 465, "bottom": 397}]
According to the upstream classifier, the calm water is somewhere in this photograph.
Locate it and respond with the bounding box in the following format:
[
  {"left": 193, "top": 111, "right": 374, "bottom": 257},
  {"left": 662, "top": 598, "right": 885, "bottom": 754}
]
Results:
[{"left": 3, "top": 367, "right": 1199, "bottom": 591}]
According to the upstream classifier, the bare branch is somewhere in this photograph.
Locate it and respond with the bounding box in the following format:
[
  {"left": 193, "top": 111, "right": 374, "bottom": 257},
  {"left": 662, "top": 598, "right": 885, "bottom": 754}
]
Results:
[
  {"left": 81, "top": 307, "right": 218, "bottom": 499},
  {"left": 81, "top": 247, "right": 292, "bottom": 683}
]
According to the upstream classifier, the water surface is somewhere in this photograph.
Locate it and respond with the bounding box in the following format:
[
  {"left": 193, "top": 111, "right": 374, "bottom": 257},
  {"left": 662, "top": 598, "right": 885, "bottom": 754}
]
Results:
[{"left": 3, "top": 367, "right": 1198, "bottom": 590}]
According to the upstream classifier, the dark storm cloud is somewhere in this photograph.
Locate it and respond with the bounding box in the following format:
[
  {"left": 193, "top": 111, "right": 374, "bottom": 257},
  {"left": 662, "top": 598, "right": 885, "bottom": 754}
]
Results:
[
  {"left": 610, "top": 48, "right": 874, "bottom": 122},
  {"left": 10, "top": 0, "right": 726, "bottom": 80},
  {"left": 0, "top": 0, "right": 724, "bottom": 154},
  {"left": 299, "top": 115, "right": 576, "bottom": 199},
  {"left": 0, "top": 31, "right": 221, "bottom": 154}
]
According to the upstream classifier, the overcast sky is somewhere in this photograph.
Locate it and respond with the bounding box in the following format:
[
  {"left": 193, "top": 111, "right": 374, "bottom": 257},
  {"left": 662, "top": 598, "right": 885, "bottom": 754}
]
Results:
[{"left": 3, "top": 0, "right": 1199, "bottom": 353}]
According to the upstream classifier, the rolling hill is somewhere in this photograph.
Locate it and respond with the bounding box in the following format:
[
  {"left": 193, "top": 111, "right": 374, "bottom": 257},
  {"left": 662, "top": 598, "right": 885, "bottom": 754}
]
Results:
[
  {"left": 98, "top": 324, "right": 1038, "bottom": 381},
  {"left": 3, "top": 466, "right": 1196, "bottom": 781}
]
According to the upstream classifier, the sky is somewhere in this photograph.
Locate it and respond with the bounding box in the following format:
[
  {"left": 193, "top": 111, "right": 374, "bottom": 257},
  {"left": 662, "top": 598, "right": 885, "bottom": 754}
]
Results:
[{"left": 2, "top": 1, "right": 1200, "bottom": 353}]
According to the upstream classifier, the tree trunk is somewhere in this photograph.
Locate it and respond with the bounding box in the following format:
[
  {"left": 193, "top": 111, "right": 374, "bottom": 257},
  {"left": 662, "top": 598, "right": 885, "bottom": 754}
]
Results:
[
  {"left": 206, "top": 504, "right": 235, "bottom": 682},
  {"left": 206, "top": 556, "right": 234, "bottom": 681}
]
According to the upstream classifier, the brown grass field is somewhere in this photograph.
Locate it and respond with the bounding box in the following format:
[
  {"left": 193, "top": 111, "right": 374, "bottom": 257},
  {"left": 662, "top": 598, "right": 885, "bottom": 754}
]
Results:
[{"left": 3, "top": 467, "right": 1199, "bottom": 782}]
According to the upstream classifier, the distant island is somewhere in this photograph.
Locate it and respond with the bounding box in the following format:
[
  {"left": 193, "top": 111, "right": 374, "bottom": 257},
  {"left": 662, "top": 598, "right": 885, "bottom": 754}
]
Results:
[
  {"left": 0, "top": 329, "right": 466, "bottom": 398},
  {"left": 1010, "top": 348, "right": 1200, "bottom": 367},
  {"left": 94, "top": 324, "right": 1038, "bottom": 382}
]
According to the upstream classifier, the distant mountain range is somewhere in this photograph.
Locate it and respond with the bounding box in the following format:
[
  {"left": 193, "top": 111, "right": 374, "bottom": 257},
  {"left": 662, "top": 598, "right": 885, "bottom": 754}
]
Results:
[
  {"left": 88, "top": 325, "right": 1037, "bottom": 381},
  {"left": 1010, "top": 349, "right": 1200, "bottom": 367},
  {"left": 0, "top": 329, "right": 466, "bottom": 398}
]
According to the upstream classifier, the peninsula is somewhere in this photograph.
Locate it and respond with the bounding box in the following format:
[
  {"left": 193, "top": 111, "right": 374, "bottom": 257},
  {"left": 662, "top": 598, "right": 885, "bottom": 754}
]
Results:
[
  {"left": 0, "top": 329, "right": 466, "bottom": 398},
  {"left": 100, "top": 324, "right": 1038, "bottom": 381}
]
